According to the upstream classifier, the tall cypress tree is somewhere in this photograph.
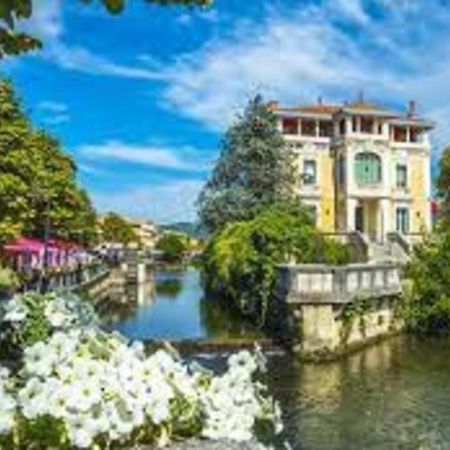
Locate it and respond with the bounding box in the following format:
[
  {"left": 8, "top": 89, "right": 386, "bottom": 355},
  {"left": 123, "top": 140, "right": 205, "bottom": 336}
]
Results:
[{"left": 198, "top": 95, "right": 296, "bottom": 233}]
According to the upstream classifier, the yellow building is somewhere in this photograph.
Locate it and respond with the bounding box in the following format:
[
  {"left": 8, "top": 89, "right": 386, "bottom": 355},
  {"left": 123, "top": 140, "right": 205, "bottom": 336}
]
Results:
[
  {"left": 271, "top": 99, "right": 433, "bottom": 244},
  {"left": 126, "top": 218, "right": 160, "bottom": 250}
]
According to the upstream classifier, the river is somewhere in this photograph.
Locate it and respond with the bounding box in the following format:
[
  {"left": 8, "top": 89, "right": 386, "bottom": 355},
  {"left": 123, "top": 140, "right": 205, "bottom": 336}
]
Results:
[
  {"left": 99, "top": 267, "right": 450, "bottom": 450},
  {"left": 101, "top": 266, "right": 264, "bottom": 341}
]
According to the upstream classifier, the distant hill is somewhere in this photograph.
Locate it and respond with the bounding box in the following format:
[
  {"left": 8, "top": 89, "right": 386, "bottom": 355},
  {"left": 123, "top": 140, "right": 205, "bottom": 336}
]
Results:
[{"left": 161, "top": 222, "right": 208, "bottom": 239}]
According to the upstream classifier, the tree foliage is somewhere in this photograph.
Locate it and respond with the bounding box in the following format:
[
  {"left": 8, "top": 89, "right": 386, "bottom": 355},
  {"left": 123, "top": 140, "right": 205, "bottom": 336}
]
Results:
[
  {"left": 403, "top": 230, "right": 450, "bottom": 333},
  {"left": 156, "top": 233, "right": 188, "bottom": 263},
  {"left": 101, "top": 213, "right": 137, "bottom": 244},
  {"left": 437, "top": 145, "right": 450, "bottom": 223},
  {"left": 202, "top": 203, "right": 350, "bottom": 324},
  {"left": 0, "top": 0, "right": 212, "bottom": 58},
  {"left": 198, "top": 95, "right": 297, "bottom": 233},
  {"left": 0, "top": 78, "right": 97, "bottom": 245}
]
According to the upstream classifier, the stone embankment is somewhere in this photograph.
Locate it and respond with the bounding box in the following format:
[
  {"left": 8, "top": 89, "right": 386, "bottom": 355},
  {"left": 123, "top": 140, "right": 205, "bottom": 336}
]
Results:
[
  {"left": 139, "top": 440, "right": 264, "bottom": 450},
  {"left": 272, "top": 262, "right": 403, "bottom": 358}
]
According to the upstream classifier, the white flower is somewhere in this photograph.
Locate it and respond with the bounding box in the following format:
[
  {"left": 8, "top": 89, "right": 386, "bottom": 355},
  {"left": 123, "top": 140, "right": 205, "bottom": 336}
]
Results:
[
  {"left": 0, "top": 367, "right": 16, "bottom": 436},
  {"left": 2, "top": 297, "right": 28, "bottom": 323},
  {"left": 9, "top": 326, "right": 281, "bottom": 448}
]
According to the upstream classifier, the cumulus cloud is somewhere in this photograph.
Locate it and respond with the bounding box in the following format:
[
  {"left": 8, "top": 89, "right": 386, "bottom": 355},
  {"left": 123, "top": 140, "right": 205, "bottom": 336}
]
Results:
[
  {"left": 157, "top": 0, "right": 450, "bottom": 158},
  {"left": 92, "top": 180, "right": 204, "bottom": 224}
]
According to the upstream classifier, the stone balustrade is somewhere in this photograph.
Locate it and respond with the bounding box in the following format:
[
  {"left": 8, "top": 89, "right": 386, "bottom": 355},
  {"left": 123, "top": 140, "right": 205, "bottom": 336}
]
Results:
[
  {"left": 278, "top": 262, "right": 401, "bottom": 305},
  {"left": 273, "top": 262, "right": 404, "bottom": 358}
]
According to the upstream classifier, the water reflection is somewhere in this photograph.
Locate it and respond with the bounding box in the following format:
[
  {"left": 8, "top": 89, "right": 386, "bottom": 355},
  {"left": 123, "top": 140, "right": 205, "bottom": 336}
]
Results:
[
  {"left": 267, "top": 335, "right": 450, "bottom": 450},
  {"left": 100, "top": 267, "right": 263, "bottom": 341}
]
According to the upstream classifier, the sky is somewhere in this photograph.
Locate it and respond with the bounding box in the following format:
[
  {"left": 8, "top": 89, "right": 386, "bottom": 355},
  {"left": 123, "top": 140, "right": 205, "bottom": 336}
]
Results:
[{"left": 2, "top": 0, "right": 450, "bottom": 224}]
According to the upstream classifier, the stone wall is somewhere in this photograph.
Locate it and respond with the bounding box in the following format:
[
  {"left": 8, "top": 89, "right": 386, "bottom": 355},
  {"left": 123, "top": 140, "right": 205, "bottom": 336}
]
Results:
[
  {"left": 271, "top": 263, "right": 403, "bottom": 359},
  {"left": 75, "top": 268, "right": 126, "bottom": 304},
  {"left": 136, "top": 440, "right": 264, "bottom": 450}
]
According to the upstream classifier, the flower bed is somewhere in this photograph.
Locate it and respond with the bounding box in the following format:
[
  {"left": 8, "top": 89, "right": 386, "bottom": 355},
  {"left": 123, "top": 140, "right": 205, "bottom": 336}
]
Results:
[{"left": 0, "top": 293, "right": 283, "bottom": 449}]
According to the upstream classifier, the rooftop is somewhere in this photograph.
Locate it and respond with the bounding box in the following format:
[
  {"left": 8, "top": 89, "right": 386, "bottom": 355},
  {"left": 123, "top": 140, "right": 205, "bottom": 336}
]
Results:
[{"left": 270, "top": 98, "right": 433, "bottom": 127}]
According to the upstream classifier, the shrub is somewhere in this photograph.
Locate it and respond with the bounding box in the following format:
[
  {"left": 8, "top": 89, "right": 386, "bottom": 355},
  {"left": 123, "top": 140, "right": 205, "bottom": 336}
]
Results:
[
  {"left": 0, "top": 266, "right": 18, "bottom": 296},
  {"left": 202, "top": 203, "right": 350, "bottom": 324},
  {"left": 156, "top": 234, "right": 188, "bottom": 264},
  {"left": 403, "top": 230, "right": 450, "bottom": 333}
]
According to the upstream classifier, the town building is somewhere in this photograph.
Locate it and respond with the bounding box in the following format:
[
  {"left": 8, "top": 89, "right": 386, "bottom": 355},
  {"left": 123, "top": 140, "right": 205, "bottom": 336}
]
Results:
[
  {"left": 270, "top": 97, "right": 433, "bottom": 243},
  {"left": 126, "top": 218, "right": 160, "bottom": 250}
]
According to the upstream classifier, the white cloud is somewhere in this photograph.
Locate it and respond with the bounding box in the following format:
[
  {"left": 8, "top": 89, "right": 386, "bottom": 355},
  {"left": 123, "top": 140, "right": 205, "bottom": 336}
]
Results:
[
  {"left": 23, "top": 0, "right": 63, "bottom": 41},
  {"left": 37, "top": 100, "right": 68, "bottom": 113},
  {"left": 35, "top": 100, "right": 70, "bottom": 125},
  {"left": 92, "top": 180, "right": 203, "bottom": 224},
  {"left": 330, "top": 0, "right": 370, "bottom": 24},
  {"left": 77, "top": 163, "right": 109, "bottom": 176},
  {"left": 78, "top": 140, "right": 210, "bottom": 172},
  {"left": 161, "top": 1, "right": 401, "bottom": 130},
  {"left": 157, "top": 0, "right": 450, "bottom": 158},
  {"left": 45, "top": 43, "right": 163, "bottom": 80},
  {"left": 19, "top": 0, "right": 163, "bottom": 81}
]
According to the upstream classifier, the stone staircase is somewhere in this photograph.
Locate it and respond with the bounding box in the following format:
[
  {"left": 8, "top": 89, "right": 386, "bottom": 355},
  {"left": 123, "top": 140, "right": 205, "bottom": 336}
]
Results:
[{"left": 368, "top": 235, "right": 410, "bottom": 264}]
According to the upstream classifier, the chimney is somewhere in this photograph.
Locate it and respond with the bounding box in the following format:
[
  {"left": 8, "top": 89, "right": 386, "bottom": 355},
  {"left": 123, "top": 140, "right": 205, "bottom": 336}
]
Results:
[{"left": 408, "top": 100, "right": 417, "bottom": 118}]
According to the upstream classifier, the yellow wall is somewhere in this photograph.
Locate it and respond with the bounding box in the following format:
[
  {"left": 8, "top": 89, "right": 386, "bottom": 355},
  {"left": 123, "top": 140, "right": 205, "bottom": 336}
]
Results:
[
  {"left": 319, "top": 152, "right": 335, "bottom": 232},
  {"left": 409, "top": 155, "right": 428, "bottom": 233}
]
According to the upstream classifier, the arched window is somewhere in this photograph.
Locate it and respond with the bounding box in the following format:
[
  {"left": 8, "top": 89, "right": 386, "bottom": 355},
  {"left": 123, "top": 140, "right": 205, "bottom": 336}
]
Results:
[{"left": 354, "top": 152, "right": 382, "bottom": 185}]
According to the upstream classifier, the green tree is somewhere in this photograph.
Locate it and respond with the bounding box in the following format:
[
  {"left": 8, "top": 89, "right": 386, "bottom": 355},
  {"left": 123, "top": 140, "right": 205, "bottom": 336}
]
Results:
[
  {"left": 202, "top": 202, "right": 350, "bottom": 324},
  {"left": 0, "top": 0, "right": 212, "bottom": 58},
  {"left": 198, "top": 95, "right": 297, "bottom": 233},
  {"left": 437, "top": 146, "right": 450, "bottom": 223},
  {"left": 0, "top": 78, "right": 97, "bottom": 245},
  {"left": 403, "top": 230, "right": 450, "bottom": 333},
  {"left": 156, "top": 233, "right": 188, "bottom": 263},
  {"left": 101, "top": 213, "right": 137, "bottom": 245}
]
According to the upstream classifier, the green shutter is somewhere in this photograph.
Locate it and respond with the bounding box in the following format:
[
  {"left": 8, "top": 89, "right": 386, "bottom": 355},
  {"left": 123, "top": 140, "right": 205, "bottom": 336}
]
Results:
[{"left": 355, "top": 153, "right": 381, "bottom": 185}]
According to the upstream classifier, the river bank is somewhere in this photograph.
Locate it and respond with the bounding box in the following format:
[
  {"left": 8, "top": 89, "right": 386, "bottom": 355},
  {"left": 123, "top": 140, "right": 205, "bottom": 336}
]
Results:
[{"left": 88, "top": 266, "right": 450, "bottom": 449}]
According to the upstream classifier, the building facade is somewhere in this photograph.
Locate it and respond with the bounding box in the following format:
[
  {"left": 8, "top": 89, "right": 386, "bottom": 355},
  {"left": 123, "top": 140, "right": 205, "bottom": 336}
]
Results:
[
  {"left": 126, "top": 218, "right": 160, "bottom": 250},
  {"left": 271, "top": 99, "right": 433, "bottom": 242}
]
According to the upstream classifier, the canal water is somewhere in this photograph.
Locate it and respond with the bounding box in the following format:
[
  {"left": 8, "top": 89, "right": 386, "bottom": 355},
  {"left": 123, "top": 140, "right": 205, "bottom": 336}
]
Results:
[
  {"left": 101, "top": 267, "right": 263, "bottom": 341},
  {"left": 100, "top": 267, "right": 450, "bottom": 450}
]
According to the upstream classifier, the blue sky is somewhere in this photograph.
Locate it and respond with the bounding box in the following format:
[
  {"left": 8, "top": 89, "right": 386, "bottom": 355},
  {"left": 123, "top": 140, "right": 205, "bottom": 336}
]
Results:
[{"left": 2, "top": 0, "right": 450, "bottom": 223}]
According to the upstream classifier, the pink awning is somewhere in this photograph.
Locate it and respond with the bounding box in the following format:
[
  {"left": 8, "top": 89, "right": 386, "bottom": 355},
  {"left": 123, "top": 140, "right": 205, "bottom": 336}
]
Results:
[{"left": 3, "top": 237, "right": 45, "bottom": 254}]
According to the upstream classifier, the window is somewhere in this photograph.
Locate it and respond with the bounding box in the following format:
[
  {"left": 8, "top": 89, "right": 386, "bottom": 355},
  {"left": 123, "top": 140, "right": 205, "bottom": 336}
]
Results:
[
  {"left": 393, "top": 126, "right": 407, "bottom": 142},
  {"left": 339, "top": 119, "right": 346, "bottom": 135},
  {"left": 305, "top": 204, "right": 318, "bottom": 225},
  {"left": 354, "top": 152, "right": 382, "bottom": 185},
  {"left": 338, "top": 155, "right": 346, "bottom": 185},
  {"left": 319, "top": 121, "right": 333, "bottom": 137},
  {"left": 361, "top": 117, "right": 374, "bottom": 134},
  {"left": 352, "top": 117, "right": 358, "bottom": 132},
  {"left": 282, "top": 118, "right": 298, "bottom": 135},
  {"left": 396, "top": 208, "right": 410, "bottom": 234},
  {"left": 303, "top": 160, "right": 317, "bottom": 185},
  {"left": 302, "top": 120, "right": 316, "bottom": 137},
  {"left": 396, "top": 164, "right": 408, "bottom": 189},
  {"left": 410, "top": 128, "right": 421, "bottom": 143}
]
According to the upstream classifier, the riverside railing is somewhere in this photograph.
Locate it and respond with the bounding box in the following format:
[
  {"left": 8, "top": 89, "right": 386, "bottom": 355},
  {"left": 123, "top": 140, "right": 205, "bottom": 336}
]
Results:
[
  {"left": 46, "top": 263, "right": 109, "bottom": 292},
  {"left": 277, "top": 262, "right": 402, "bottom": 305}
]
